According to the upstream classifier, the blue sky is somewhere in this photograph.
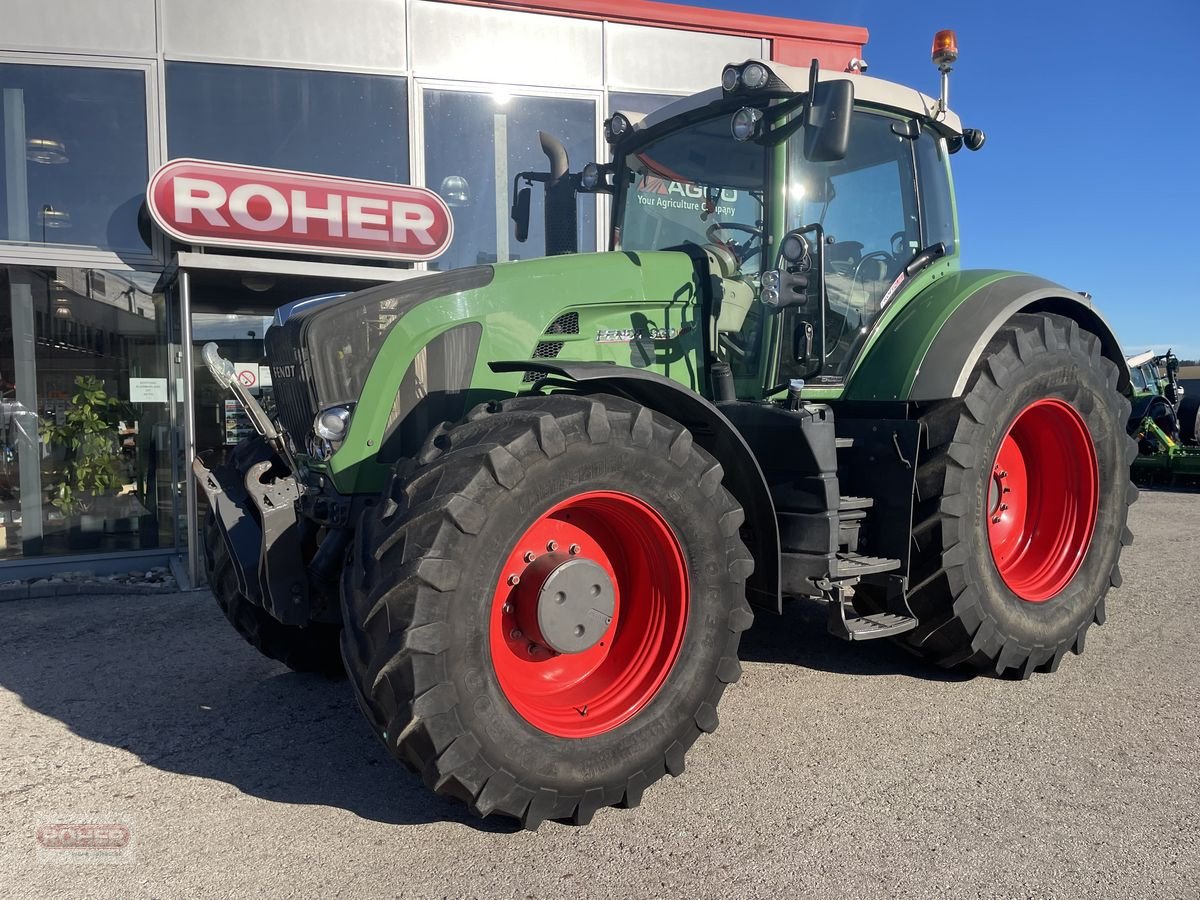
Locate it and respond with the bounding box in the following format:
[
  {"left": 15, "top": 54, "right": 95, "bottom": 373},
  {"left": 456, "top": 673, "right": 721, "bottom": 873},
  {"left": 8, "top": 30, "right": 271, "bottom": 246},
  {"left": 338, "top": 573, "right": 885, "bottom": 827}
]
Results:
[{"left": 687, "top": 0, "right": 1200, "bottom": 359}]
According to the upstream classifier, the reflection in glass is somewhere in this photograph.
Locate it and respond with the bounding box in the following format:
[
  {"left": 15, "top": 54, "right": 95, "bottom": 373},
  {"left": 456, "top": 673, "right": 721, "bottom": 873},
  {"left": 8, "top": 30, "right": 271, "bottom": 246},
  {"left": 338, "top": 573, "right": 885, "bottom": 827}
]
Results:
[
  {"left": 0, "top": 63, "right": 149, "bottom": 252},
  {"left": 167, "top": 62, "right": 409, "bottom": 184},
  {"left": 423, "top": 90, "right": 596, "bottom": 271},
  {"left": 0, "top": 266, "right": 173, "bottom": 560},
  {"left": 608, "top": 91, "right": 684, "bottom": 118}
]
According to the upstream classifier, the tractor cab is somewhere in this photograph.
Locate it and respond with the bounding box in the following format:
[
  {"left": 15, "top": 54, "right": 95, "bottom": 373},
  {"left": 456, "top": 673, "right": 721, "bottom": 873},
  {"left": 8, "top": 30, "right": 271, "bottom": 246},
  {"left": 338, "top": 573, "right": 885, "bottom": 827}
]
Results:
[{"left": 517, "top": 52, "right": 982, "bottom": 401}]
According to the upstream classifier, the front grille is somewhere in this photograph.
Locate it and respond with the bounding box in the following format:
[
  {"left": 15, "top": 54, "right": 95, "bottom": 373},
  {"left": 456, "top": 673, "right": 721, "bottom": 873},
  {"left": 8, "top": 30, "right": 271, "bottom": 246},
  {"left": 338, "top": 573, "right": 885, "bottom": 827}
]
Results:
[{"left": 265, "top": 328, "right": 317, "bottom": 444}]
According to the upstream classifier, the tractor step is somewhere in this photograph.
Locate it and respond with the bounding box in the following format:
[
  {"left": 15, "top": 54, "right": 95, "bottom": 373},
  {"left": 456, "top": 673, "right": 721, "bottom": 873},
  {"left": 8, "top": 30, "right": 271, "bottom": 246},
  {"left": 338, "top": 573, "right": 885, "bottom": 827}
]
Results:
[
  {"left": 831, "top": 551, "right": 900, "bottom": 579},
  {"left": 835, "top": 437, "right": 855, "bottom": 449},
  {"left": 830, "top": 605, "right": 919, "bottom": 640},
  {"left": 838, "top": 495, "right": 874, "bottom": 511},
  {"left": 826, "top": 577, "right": 918, "bottom": 641}
]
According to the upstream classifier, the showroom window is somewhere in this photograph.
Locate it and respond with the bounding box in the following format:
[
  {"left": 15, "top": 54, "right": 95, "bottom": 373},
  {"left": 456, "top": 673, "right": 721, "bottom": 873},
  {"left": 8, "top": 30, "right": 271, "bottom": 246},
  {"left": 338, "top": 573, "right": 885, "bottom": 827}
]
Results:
[
  {"left": 0, "top": 63, "right": 150, "bottom": 254},
  {"left": 0, "top": 265, "right": 174, "bottom": 560},
  {"left": 608, "top": 91, "right": 683, "bottom": 117},
  {"left": 423, "top": 89, "right": 597, "bottom": 271},
  {"left": 167, "top": 62, "right": 409, "bottom": 183}
]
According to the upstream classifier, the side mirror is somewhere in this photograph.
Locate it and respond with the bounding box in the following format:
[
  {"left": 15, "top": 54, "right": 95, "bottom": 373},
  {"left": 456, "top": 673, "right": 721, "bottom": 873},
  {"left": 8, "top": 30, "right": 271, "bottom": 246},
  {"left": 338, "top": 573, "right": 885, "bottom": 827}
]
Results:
[
  {"left": 511, "top": 186, "right": 531, "bottom": 243},
  {"left": 804, "top": 79, "right": 853, "bottom": 162}
]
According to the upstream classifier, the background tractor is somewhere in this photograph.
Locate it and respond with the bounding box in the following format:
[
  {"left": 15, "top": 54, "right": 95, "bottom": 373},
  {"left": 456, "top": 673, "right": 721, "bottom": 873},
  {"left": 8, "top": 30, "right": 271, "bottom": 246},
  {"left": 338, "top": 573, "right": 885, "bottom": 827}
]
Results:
[
  {"left": 196, "top": 32, "right": 1137, "bottom": 828},
  {"left": 1126, "top": 348, "right": 1200, "bottom": 481}
]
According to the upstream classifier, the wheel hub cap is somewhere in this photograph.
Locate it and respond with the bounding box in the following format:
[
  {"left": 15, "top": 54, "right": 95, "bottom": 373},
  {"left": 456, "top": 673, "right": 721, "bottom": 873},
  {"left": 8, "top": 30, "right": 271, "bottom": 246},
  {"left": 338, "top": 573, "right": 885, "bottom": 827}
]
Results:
[{"left": 489, "top": 490, "right": 689, "bottom": 738}]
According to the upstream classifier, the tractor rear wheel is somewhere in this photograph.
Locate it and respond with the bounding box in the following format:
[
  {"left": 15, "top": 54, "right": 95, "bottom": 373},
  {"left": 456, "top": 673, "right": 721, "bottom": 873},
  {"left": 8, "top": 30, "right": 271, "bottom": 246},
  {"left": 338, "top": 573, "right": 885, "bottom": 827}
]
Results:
[
  {"left": 1178, "top": 394, "right": 1200, "bottom": 445},
  {"left": 340, "top": 393, "right": 754, "bottom": 828},
  {"left": 202, "top": 436, "right": 343, "bottom": 676},
  {"left": 899, "top": 313, "right": 1136, "bottom": 677}
]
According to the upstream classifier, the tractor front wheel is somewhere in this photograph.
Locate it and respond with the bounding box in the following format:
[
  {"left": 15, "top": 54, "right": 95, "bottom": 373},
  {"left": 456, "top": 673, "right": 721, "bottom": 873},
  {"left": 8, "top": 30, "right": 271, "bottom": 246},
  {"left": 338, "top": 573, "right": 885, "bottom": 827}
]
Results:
[
  {"left": 900, "top": 313, "right": 1136, "bottom": 676},
  {"left": 340, "top": 393, "right": 754, "bottom": 828}
]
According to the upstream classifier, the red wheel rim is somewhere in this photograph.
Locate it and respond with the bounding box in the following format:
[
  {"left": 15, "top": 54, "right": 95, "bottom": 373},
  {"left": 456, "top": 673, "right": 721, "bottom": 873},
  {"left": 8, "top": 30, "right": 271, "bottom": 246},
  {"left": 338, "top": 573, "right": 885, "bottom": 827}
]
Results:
[
  {"left": 489, "top": 491, "right": 688, "bottom": 738},
  {"left": 987, "top": 399, "right": 1099, "bottom": 602}
]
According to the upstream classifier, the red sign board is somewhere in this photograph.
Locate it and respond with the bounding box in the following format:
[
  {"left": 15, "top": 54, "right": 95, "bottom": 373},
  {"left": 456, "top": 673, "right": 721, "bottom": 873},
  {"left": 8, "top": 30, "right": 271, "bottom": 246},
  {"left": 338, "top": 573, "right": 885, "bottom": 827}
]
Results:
[{"left": 147, "top": 158, "right": 453, "bottom": 262}]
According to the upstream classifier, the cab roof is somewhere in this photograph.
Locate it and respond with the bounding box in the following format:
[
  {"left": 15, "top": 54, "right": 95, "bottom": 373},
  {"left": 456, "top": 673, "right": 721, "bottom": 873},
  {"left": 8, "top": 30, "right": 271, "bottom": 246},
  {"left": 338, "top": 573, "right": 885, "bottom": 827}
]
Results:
[{"left": 623, "top": 60, "right": 963, "bottom": 138}]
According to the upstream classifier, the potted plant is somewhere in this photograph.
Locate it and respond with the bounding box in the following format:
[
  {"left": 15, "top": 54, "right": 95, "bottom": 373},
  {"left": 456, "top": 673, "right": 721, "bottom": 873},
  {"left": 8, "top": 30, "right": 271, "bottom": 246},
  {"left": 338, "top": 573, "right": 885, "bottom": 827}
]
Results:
[{"left": 40, "top": 376, "right": 127, "bottom": 550}]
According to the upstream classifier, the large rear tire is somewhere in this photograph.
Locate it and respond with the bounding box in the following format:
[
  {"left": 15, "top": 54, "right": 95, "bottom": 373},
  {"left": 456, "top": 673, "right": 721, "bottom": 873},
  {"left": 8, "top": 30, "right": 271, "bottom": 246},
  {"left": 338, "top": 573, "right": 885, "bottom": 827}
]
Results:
[
  {"left": 340, "top": 393, "right": 754, "bottom": 828},
  {"left": 202, "top": 437, "right": 343, "bottom": 677},
  {"left": 899, "top": 313, "right": 1136, "bottom": 677}
]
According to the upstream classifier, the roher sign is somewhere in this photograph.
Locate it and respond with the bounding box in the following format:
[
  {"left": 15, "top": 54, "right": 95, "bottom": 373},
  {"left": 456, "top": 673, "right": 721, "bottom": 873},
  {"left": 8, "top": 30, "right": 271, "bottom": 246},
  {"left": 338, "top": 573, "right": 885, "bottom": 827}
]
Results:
[{"left": 147, "top": 159, "right": 453, "bottom": 262}]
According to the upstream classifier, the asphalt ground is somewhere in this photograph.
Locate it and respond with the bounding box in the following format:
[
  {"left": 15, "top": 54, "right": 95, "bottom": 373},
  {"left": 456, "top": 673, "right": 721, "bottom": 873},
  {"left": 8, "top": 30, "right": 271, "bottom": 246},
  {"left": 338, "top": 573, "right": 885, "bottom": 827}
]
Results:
[{"left": 1, "top": 488, "right": 1197, "bottom": 899}]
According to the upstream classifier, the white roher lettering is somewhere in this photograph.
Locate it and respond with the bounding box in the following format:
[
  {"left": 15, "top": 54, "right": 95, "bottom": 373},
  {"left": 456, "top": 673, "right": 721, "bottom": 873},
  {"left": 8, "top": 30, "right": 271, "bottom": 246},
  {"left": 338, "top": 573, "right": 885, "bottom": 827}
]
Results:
[
  {"left": 290, "top": 190, "right": 343, "bottom": 237},
  {"left": 391, "top": 201, "right": 436, "bottom": 246},
  {"left": 228, "top": 183, "right": 289, "bottom": 232},
  {"left": 174, "top": 177, "right": 228, "bottom": 226},
  {"left": 347, "top": 196, "right": 389, "bottom": 241}
]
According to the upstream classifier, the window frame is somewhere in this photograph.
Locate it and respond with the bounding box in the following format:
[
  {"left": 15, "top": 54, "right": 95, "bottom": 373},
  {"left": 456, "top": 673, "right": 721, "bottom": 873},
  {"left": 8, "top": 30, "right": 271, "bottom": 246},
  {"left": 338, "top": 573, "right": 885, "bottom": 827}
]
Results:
[{"left": 0, "top": 52, "right": 163, "bottom": 269}]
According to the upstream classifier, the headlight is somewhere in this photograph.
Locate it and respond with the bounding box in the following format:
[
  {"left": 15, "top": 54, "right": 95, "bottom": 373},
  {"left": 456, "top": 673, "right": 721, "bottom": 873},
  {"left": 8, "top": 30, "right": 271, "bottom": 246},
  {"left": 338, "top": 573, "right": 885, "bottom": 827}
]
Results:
[
  {"left": 730, "top": 107, "right": 764, "bottom": 142},
  {"left": 741, "top": 62, "right": 769, "bottom": 89},
  {"left": 761, "top": 269, "right": 781, "bottom": 290},
  {"left": 781, "top": 233, "right": 809, "bottom": 264},
  {"left": 721, "top": 65, "right": 740, "bottom": 92},
  {"left": 760, "top": 287, "right": 780, "bottom": 308},
  {"left": 314, "top": 406, "right": 352, "bottom": 442},
  {"left": 580, "top": 162, "right": 601, "bottom": 191},
  {"left": 604, "top": 113, "right": 631, "bottom": 143}
]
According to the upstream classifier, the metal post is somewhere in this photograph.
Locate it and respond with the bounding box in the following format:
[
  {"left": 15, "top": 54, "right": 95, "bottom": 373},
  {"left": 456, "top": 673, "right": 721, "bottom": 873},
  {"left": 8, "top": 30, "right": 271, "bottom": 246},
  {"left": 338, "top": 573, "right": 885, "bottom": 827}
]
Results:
[
  {"left": 4, "top": 88, "right": 44, "bottom": 555},
  {"left": 180, "top": 270, "right": 201, "bottom": 588}
]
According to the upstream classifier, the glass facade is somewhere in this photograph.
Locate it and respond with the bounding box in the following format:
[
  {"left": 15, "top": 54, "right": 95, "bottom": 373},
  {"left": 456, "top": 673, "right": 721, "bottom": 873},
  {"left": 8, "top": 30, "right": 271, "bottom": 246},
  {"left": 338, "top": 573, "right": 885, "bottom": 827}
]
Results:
[
  {"left": 423, "top": 89, "right": 597, "bottom": 271},
  {"left": 0, "top": 63, "right": 150, "bottom": 253},
  {"left": 0, "top": 4, "right": 777, "bottom": 576},
  {"left": 0, "top": 264, "right": 173, "bottom": 560},
  {"left": 166, "top": 63, "right": 410, "bottom": 183}
]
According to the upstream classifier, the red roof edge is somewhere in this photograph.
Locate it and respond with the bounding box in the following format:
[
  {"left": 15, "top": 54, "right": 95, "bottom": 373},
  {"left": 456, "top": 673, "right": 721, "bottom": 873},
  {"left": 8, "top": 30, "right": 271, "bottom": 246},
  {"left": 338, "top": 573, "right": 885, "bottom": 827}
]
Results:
[{"left": 441, "top": 0, "right": 869, "bottom": 47}]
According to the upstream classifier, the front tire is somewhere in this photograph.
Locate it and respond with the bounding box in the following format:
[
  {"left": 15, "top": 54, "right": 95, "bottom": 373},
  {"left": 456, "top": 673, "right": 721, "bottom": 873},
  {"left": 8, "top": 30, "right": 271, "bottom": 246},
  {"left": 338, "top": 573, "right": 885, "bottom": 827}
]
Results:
[
  {"left": 340, "top": 394, "right": 754, "bottom": 828},
  {"left": 900, "top": 313, "right": 1136, "bottom": 676}
]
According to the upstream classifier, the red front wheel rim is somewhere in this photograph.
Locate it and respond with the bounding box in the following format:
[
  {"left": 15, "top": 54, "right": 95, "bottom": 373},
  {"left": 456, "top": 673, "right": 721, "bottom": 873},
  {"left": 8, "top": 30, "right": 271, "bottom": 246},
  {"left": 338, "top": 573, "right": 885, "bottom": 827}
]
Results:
[
  {"left": 987, "top": 398, "right": 1099, "bottom": 602},
  {"left": 489, "top": 490, "right": 689, "bottom": 738}
]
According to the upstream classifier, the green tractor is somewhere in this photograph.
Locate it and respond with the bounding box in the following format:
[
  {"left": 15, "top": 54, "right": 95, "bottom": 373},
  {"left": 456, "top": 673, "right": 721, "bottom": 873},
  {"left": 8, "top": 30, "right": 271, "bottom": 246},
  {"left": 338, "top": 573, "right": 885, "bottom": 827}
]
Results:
[
  {"left": 197, "top": 34, "right": 1137, "bottom": 828},
  {"left": 1126, "top": 348, "right": 1200, "bottom": 481}
]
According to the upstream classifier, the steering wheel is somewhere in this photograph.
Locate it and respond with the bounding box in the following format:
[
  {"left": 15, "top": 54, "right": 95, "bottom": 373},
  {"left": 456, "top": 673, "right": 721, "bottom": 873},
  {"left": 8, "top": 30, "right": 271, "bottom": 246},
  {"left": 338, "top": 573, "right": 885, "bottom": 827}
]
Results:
[
  {"left": 705, "top": 222, "right": 763, "bottom": 266},
  {"left": 852, "top": 251, "right": 896, "bottom": 284}
]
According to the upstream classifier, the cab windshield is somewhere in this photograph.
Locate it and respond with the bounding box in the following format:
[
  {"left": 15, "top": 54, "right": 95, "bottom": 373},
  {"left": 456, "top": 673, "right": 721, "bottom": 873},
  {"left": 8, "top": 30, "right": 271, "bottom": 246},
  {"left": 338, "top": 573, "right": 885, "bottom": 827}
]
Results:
[{"left": 617, "top": 114, "right": 767, "bottom": 274}]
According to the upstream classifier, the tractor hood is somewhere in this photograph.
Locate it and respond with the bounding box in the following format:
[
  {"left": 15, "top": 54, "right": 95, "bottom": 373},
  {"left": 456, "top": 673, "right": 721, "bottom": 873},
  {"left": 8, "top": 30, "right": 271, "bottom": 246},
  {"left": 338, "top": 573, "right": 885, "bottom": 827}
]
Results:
[{"left": 269, "top": 250, "right": 706, "bottom": 491}]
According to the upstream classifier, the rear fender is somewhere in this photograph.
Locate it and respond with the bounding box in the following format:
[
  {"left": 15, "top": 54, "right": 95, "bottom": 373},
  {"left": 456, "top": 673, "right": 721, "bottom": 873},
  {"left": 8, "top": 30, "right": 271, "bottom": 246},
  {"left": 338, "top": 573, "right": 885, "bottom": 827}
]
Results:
[
  {"left": 491, "top": 360, "right": 782, "bottom": 613},
  {"left": 845, "top": 271, "right": 1130, "bottom": 402}
]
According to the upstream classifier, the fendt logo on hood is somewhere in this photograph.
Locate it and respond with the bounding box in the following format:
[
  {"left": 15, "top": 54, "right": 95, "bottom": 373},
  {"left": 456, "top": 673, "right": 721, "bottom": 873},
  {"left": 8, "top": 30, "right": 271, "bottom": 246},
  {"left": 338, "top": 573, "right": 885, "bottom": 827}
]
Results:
[{"left": 147, "top": 159, "right": 453, "bottom": 262}]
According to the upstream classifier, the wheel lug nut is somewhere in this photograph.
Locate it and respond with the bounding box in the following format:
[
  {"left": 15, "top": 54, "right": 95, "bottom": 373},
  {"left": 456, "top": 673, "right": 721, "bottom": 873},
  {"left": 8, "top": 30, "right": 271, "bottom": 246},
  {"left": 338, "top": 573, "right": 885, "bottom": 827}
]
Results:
[
  {"left": 992, "top": 515, "right": 1001, "bottom": 524},
  {"left": 527, "top": 642, "right": 540, "bottom": 654},
  {"left": 999, "top": 470, "right": 1008, "bottom": 478},
  {"left": 510, "top": 628, "right": 522, "bottom": 640},
  {"left": 507, "top": 574, "right": 520, "bottom": 586},
  {"left": 523, "top": 551, "right": 535, "bottom": 563},
  {"left": 502, "top": 602, "right": 513, "bottom": 615},
  {"left": 999, "top": 503, "right": 1009, "bottom": 511},
  {"left": 546, "top": 540, "right": 558, "bottom": 552},
  {"left": 569, "top": 544, "right": 580, "bottom": 555}
]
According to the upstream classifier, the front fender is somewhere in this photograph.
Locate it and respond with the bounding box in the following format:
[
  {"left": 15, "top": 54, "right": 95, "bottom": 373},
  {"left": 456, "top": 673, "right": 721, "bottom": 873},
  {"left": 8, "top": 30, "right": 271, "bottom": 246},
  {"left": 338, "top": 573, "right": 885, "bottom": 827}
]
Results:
[
  {"left": 491, "top": 360, "right": 782, "bottom": 613},
  {"left": 844, "top": 270, "right": 1130, "bottom": 402}
]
